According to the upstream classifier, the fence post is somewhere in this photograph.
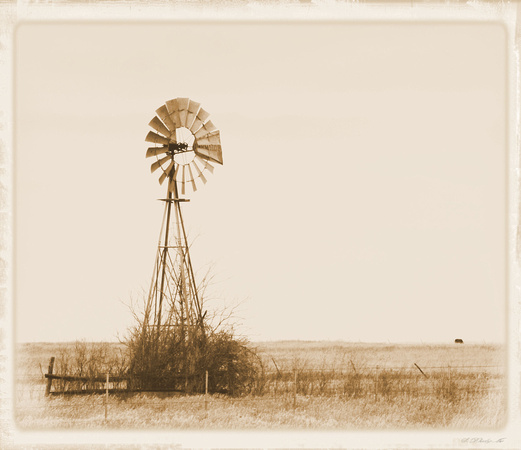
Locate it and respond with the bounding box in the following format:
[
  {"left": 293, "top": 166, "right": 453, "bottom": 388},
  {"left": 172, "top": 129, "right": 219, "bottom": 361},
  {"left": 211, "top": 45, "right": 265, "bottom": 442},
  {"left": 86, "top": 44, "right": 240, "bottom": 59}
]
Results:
[
  {"left": 414, "top": 363, "right": 428, "bottom": 378},
  {"left": 105, "top": 373, "right": 109, "bottom": 421},
  {"left": 293, "top": 369, "right": 297, "bottom": 409},
  {"left": 374, "top": 366, "right": 379, "bottom": 402},
  {"left": 45, "top": 357, "right": 55, "bottom": 396},
  {"left": 448, "top": 365, "right": 452, "bottom": 396},
  {"left": 205, "top": 370, "right": 209, "bottom": 415}
]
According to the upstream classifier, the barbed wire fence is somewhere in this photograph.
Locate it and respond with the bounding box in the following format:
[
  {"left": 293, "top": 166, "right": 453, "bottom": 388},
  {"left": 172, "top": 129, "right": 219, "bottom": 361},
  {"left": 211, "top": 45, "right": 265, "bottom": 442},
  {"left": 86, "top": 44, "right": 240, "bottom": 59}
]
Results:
[{"left": 14, "top": 363, "right": 505, "bottom": 424}]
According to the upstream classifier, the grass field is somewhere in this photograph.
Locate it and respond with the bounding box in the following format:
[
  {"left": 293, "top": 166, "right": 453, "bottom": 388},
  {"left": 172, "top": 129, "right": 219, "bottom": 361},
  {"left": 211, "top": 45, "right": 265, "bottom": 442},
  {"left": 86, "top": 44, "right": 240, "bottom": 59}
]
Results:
[{"left": 14, "top": 340, "right": 506, "bottom": 430}]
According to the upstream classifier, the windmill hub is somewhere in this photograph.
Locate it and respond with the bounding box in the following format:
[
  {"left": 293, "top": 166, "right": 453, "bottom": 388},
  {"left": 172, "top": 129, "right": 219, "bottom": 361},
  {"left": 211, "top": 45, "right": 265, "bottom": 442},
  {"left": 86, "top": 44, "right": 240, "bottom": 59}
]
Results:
[
  {"left": 172, "top": 126, "right": 195, "bottom": 165},
  {"left": 168, "top": 142, "right": 189, "bottom": 152}
]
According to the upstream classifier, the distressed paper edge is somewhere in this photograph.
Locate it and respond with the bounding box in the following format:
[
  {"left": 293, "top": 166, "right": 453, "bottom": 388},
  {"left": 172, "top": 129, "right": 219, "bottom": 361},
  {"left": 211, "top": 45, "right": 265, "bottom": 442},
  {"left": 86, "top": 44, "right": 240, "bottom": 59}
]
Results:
[{"left": 0, "top": 1, "right": 519, "bottom": 448}]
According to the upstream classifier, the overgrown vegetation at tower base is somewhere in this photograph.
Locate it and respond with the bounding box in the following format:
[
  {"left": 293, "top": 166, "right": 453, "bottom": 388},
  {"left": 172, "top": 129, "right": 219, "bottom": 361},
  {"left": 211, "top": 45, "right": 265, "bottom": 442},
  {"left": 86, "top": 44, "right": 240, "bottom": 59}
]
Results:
[
  {"left": 126, "top": 326, "right": 261, "bottom": 395},
  {"left": 123, "top": 283, "right": 262, "bottom": 395}
]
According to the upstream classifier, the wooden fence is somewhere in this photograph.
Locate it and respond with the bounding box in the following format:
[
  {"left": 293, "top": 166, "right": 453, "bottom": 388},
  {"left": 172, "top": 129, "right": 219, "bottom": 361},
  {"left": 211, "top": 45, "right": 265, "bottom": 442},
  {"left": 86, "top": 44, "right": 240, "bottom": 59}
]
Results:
[
  {"left": 44, "top": 357, "right": 202, "bottom": 396},
  {"left": 44, "top": 355, "right": 502, "bottom": 400},
  {"left": 44, "top": 357, "right": 132, "bottom": 396}
]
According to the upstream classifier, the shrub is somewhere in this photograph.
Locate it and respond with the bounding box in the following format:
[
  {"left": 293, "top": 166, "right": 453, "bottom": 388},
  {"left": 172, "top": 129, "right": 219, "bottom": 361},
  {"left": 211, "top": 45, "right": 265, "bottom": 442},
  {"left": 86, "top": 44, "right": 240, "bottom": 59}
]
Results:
[{"left": 124, "top": 290, "right": 261, "bottom": 395}]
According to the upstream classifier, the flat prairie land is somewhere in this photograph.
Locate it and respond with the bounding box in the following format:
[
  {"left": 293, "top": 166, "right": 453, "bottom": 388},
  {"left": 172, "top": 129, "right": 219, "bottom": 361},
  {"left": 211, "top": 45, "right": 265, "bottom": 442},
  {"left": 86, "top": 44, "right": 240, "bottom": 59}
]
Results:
[
  {"left": 253, "top": 340, "right": 505, "bottom": 370},
  {"left": 13, "top": 341, "right": 506, "bottom": 430}
]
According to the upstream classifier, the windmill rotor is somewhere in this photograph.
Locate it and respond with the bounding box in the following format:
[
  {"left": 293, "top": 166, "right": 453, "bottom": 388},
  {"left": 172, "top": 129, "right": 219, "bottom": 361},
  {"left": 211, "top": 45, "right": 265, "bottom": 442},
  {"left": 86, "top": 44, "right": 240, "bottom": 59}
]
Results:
[{"left": 146, "top": 97, "right": 223, "bottom": 194}]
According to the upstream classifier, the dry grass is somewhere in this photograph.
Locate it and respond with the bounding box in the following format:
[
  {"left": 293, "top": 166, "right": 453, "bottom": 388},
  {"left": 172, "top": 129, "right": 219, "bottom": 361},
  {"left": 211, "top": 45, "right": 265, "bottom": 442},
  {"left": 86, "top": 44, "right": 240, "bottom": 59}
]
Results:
[{"left": 14, "top": 341, "right": 506, "bottom": 430}]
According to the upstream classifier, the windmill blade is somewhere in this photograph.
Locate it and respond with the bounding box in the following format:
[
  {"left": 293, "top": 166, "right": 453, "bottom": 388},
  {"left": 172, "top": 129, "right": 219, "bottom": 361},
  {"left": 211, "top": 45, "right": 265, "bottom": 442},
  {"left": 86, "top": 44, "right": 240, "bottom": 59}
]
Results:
[
  {"left": 180, "top": 165, "right": 186, "bottom": 195},
  {"left": 148, "top": 116, "right": 172, "bottom": 138},
  {"left": 187, "top": 164, "right": 197, "bottom": 192},
  {"left": 177, "top": 98, "right": 190, "bottom": 127},
  {"left": 173, "top": 164, "right": 180, "bottom": 180},
  {"left": 190, "top": 108, "right": 210, "bottom": 134},
  {"left": 194, "top": 144, "right": 223, "bottom": 165},
  {"left": 185, "top": 100, "right": 201, "bottom": 130},
  {"left": 196, "top": 131, "right": 221, "bottom": 146},
  {"left": 192, "top": 159, "right": 207, "bottom": 184},
  {"left": 165, "top": 98, "right": 182, "bottom": 129},
  {"left": 165, "top": 98, "right": 179, "bottom": 114},
  {"left": 194, "top": 120, "right": 218, "bottom": 139},
  {"left": 146, "top": 131, "right": 170, "bottom": 145},
  {"left": 158, "top": 170, "right": 168, "bottom": 185},
  {"left": 155, "top": 105, "right": 176, "bottom": 133},
  {"left": 195, "top": 155, "right": 215, "bottom": 174},
  {"left": 150, "top": 155, "right": 171, "bottom": 173},
  {"left": 158, "top": 160, "right": 175, "bottom": 185},
  {"left": 146, "top": 146, "right": 169, "bottom": 158}
]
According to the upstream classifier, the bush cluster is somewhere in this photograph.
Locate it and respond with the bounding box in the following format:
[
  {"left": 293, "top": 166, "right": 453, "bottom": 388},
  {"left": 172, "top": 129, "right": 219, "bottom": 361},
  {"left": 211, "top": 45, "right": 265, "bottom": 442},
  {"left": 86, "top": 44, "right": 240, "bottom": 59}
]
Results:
[{"left": 126, "top": 324, "right": 261, "bottom": 395}]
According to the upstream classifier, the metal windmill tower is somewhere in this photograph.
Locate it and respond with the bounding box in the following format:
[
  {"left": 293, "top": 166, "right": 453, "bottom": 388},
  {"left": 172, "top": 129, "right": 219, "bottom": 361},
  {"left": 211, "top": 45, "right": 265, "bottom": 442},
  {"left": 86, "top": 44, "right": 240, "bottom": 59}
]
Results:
[{"left": 144, "top": 98, "right": 223, "bottom": 351}]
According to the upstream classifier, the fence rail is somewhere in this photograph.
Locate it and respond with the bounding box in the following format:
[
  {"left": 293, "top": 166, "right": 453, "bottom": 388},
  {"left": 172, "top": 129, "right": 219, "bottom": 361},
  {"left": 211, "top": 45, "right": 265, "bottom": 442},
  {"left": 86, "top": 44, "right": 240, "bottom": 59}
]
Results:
[{"left": 44, "top": 374, "right": 129, "bottom": 383}]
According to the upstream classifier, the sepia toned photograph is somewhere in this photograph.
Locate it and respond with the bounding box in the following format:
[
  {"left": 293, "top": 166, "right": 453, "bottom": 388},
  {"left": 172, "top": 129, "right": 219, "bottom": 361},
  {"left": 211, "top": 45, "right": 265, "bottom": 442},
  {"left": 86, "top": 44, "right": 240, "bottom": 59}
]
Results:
[{"left": 1, "top": 1, "right": 520, "bottom": 448}]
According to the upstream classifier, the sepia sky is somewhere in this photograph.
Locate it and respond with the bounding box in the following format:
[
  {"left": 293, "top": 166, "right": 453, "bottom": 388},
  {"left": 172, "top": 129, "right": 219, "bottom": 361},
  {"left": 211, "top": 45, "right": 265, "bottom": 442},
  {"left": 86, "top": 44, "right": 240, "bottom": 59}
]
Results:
[{"left": 14, "top": 22, "right": 507, "bottom": 344}]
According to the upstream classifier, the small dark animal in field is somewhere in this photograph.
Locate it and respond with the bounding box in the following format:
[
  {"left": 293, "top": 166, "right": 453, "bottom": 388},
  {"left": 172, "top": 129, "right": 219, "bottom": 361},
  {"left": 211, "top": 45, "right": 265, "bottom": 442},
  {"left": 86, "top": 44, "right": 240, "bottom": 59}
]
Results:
[{"left": 454, "top": 339, "right": 464, "bottom": 344}]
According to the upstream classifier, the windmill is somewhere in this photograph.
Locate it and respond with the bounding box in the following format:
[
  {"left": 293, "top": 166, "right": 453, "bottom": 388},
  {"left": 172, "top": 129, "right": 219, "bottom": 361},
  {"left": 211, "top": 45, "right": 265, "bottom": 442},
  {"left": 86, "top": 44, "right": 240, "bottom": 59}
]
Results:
[{"left": 143, "top": 98, "right": 223, "bottom": 389}]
